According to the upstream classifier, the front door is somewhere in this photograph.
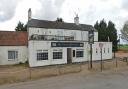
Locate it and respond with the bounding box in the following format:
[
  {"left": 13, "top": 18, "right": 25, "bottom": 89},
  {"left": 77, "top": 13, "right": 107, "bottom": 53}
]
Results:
[{"left": 67, "top": 48, "right": 72, "bottom": 64}]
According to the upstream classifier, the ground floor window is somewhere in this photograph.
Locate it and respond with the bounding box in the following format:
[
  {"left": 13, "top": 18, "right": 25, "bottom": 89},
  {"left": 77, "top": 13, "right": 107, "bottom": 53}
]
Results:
[
  {"left": 96, "top": 48, "right": 98, "bottom": 54},
  {"left": 37, "top": 50, "right": 48, "bottom": 60},
  {"left": 8, "top": 51, "right": 18, "bottom": 60},
  {"left": 108, "top": 48, "right": 109, "bottom": 53},
  {"left": 76, "top": 49, "right": 84, "bottom": 58},
  {"left": 53, "top": 49, "right": 62, "bottom": 59},
  {"left": 73, "top": 50, "right": 75, "bottom": 57}
]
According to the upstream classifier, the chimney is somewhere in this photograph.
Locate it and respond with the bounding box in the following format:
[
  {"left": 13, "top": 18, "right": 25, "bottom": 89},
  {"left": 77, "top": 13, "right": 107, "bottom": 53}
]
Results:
[
  {"left": 28, "top": 8, "right": 32, "bottom": 21},
  {"left": 74, "top": 14, "right": 79, "bottom": 25}
]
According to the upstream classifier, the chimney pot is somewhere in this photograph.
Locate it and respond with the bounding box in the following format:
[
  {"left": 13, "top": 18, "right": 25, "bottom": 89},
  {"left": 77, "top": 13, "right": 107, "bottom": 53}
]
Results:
[{"left": 74, "top": 14, "right": 79, "bottom": 25}]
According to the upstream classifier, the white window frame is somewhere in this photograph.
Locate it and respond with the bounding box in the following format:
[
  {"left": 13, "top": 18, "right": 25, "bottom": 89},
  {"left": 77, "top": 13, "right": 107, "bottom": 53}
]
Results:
[
  {"left": 8, "top": 50, "right": 18, "bottom": 60},
  {"left": 76, "top": 49, "right": 84, "bottom": 58},
  {"left": 53, "top": 49, "right": 63, "bottom": 59},
  {"left": 37, "top": 50, "right": 48, "bottom": 61}
]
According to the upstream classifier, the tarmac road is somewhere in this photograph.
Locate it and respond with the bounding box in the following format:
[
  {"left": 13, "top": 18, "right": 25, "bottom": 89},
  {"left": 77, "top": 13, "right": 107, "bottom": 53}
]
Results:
[{"left": 0, "top": 67, "right": 128, "bottom": 89}]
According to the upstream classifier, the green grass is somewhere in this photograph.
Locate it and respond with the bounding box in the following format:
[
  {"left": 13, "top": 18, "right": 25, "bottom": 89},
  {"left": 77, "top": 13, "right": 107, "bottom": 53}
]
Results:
[{"left": 118, "top": 44, "right": 128, "bottom": 52}]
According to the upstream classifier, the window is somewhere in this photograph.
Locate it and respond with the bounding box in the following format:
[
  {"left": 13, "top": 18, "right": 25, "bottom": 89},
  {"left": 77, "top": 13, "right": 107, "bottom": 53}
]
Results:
[
  {"left": 96, "top": 48, "right": 98, "bottom": 53},
  {"left": 104, "top": 48, "right": 105, "bottom": 53},
  {"left": 8, "top": 51, "right": 18, "bottom": 60},
  {"left": 53, "top": 49, "right": 62, "bottom": 59},
  {"left": 108, "top": 48, "right": 109, "bottom": 53},
  {"left": 76, "top": 49, "right": 84, "bottom": 57},
  {"left": 37, "top": 50, "right": 48, "bottom": 60},
  {"left": 73, "top": 50, "right": 75, "bottom": 57}
]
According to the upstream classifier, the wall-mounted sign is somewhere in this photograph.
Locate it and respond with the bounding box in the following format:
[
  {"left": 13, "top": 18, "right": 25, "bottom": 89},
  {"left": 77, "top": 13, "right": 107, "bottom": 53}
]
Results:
[
  {"left": 51, "top": 42, "right": 84, "bottom": 47},
  {"left": 88, "top": 30, "right": 94, "bottom": 44},
  {"left": 99, "top": 43, "right": 103, "bottom": 48}
]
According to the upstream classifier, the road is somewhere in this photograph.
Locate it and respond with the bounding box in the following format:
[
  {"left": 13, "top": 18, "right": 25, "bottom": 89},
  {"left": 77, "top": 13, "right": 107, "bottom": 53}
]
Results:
[{"left": 0, "top": 67, "right": 128, "bottom": 89}]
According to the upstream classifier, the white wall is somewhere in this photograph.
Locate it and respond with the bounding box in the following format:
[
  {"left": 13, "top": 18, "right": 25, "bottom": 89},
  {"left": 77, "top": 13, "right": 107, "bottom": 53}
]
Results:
[
  {"left": 28, "top": 41, "right": 67, "bottom": 67},
  {"left": 28, "top": 27, "right": 97, "bottom": 41},
  {"left": 28, "top": 27, "right": 112, "bottom": 67},
  {"left": 72, "top": 42, "right": 88, "bottom": 62},
  {"left": 91, "top": 42, "right": 112, "bottom": 61},
  {"left": 94, "top": 32, "right": 98, "bottom": 41},
  {"left": 0, "top": 46, "right": 28, "bottom": 65}
]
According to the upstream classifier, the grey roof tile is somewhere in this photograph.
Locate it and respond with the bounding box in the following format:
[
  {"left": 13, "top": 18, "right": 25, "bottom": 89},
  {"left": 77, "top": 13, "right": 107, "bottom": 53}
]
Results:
[{"left": 27, "top": 19, "right": 97, "bottom": 31}]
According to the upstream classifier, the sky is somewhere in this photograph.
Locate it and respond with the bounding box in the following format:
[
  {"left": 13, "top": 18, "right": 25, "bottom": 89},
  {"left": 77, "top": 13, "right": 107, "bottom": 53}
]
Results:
[{"left": 0, "top": 0, "right": 128, "bottom": 33}]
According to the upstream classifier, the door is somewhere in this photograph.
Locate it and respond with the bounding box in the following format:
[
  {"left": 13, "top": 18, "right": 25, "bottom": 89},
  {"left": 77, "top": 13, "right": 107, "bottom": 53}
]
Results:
[{"left": 67, "top": 48, "right": 72, "bottom": 64}]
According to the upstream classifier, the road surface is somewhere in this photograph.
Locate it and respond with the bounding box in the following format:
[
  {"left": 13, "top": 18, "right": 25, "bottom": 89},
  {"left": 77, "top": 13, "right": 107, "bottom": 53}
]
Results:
[{"left": 0, "top": 68, "right": 128, "bottom": 89}]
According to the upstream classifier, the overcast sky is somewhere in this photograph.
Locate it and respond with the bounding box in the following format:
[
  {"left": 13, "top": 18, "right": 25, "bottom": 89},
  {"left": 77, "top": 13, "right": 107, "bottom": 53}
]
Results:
[{"left": 0, "top": 0, "right": 128, "bottom": 32}]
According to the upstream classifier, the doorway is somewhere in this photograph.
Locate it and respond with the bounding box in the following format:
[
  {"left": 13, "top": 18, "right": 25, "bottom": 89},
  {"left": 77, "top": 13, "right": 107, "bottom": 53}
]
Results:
[{"left": 67, "top": 48, "right": 72, "bottom": 64}]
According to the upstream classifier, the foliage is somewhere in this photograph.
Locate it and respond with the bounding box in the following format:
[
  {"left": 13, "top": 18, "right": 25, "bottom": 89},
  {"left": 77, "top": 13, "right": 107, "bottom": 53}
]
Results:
[
  {"left": 121, "top": 21, "right": 128, "bottom": 41},
  {"left": 94, "top": 19, "right": 118, "bottom": 51},
  {"left": 15, "top": 21, "right": 27, "bottom": 31},
  {"left": 56, "top": 17, "right": 63, "bottom": 22}
]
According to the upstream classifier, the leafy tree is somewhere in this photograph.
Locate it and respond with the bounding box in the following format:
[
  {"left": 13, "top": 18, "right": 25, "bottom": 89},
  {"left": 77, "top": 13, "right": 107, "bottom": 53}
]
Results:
[
  {"left": 56, "top": 17, "right": 63, "bottom": 22},
  {"left": 94, "top": 19, "right": 117, "bottom": 51},
  {"left": 15, "top": 21, "right": 27, "bottom": 31},
  {"left": 121, "top": 21, "right": 128, "bottom": 41}
]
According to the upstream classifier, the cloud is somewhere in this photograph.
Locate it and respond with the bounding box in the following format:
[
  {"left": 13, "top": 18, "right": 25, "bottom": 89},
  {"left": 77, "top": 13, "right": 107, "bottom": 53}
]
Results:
[
  {"left": 60, "top": 0, "right": 123, "bottom": 30},
  {"left": 34, "top": 0, "right": 65, "bottom": 20},
  {"left": 0, "top": 0, "right": 20, "bottom": 22},
  {"left": 0, "top": 0, "right": 127, "bottom": 31},
  {"left": 122, "top": 0, "right": 128, "bottom": 10}
]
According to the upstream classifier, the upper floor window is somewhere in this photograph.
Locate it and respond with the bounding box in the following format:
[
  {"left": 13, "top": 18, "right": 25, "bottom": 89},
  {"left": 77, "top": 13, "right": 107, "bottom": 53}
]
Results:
[{"left": 29, "top": 34, "right": 74, "bottom": 41}]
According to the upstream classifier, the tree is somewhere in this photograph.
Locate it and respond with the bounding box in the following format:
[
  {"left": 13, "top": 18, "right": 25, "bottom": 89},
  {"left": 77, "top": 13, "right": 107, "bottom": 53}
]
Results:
[
  {"left": 56, "top": 17, "right": 63, "bottom": 22},
  {"left": 107, "top": 21, "right": 117, "bottom": 50},
  {"left": 15, "top": 21, "right": 27, "bottom": 31},
  {"left": 94, "top": 19, "right": 108, "bottom": 41},
  {"left": 94, "top": 19, "right": 118, "bottom": 51},
  {"left": 121, "top": 21, "right": 128, "bottom": 42}
]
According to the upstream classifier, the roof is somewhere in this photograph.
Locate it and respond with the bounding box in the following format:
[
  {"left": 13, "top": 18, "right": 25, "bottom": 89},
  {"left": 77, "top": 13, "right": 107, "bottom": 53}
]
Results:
[
  {"left": 27, "top": 19, "right": 97, "bottom": 31},
  {"left": 0, "top": 31, "right": 28, "bottom": 46}
]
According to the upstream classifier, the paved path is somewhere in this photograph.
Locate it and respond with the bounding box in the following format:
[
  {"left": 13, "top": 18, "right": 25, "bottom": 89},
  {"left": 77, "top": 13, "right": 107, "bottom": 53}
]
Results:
[{"left": 1, "top": 68, "right": 128, "bottom": 89}]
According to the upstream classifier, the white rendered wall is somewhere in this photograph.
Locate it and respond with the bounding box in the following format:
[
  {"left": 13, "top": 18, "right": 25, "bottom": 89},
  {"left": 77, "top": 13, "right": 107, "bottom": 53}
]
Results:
[
  {"left": 28, "top": 41, "right": 67, "bottom": 67},
  {"left": 29, "top": 41, "right": 112, "bottom": 67},
  {"left": 0, "top": 46, "right": 28, "bottom": 65},
  {"left": 28, "top": 27, "right": 112, "bottom": 67},
  {"left": 72, "top": 42, "right": 88, "bottom": 63},
  {"left": 94, "top": 32, "right": 98, "bottom": 41},
  {"left": 91, "top": 42, "right": 112, "bottom": 61},
  {"left": 28, "top": 27, "right": 97, "bottom": 41}
]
